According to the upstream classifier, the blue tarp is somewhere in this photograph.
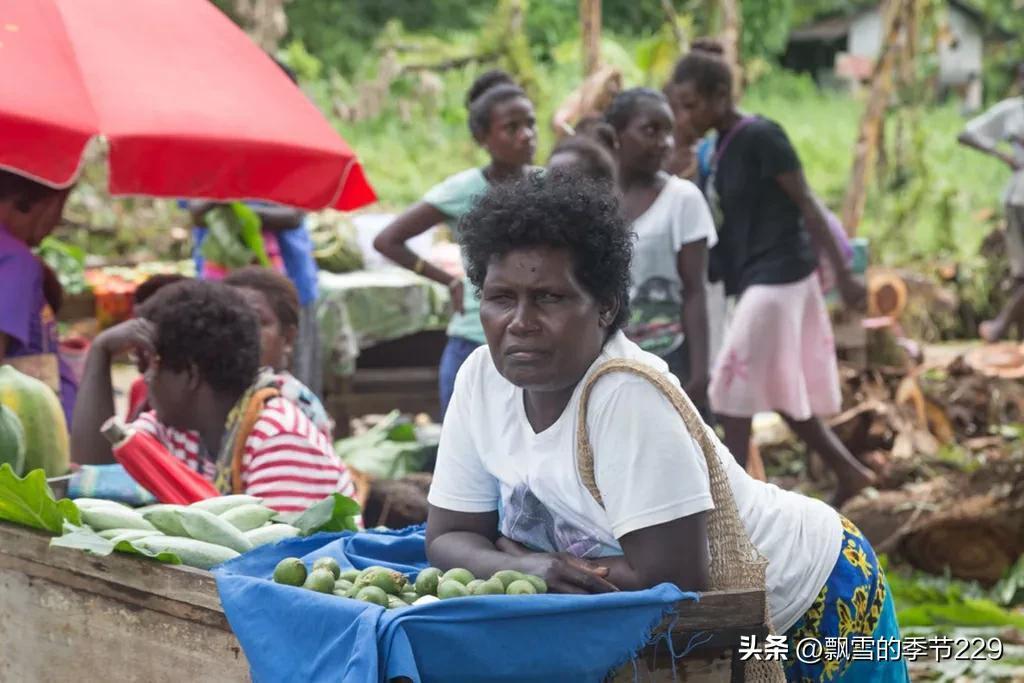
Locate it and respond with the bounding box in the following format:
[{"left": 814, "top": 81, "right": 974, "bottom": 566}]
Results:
[{"left": 214, "top": 525, "right": 696, "bottom": 683}]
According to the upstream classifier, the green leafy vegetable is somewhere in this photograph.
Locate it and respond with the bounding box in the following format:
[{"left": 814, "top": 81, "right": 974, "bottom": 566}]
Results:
[
  {"left": 50, "top": 523, "right": 181, "bottom": 564},
  {"left": 334, "top": 410, "right": 434, "bottom": 479},
  {"left": 36, "top": 237, "right": 87, "bottom": 295},
  {"left": 0, "top": 464, "right": 80, "bottom": 534},
  {"left": 200, "top": 202, "right": 270, "bottom": 269},
  {"left": 287, "top": 493, "right": 361, "bottom": 536}
]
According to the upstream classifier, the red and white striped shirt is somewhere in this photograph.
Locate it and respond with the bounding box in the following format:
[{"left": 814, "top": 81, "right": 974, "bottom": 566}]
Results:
[{"left": 132, "top": 397, "right": 355, "bottom": 513}]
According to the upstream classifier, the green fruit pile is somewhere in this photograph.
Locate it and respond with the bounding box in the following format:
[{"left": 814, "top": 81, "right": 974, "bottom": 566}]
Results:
[
  {"left": 414, "top": 567, "right": 547, "bottom": 600},
  {"left": 272, "top": 559, "right": 420, "bottom": 609},
  {"left": 272, "top": 560, "right": 548, "bottom": 607}
]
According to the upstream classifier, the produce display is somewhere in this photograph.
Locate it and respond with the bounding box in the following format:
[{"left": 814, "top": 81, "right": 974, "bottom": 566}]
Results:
[
  {"left": 0, "top": 365, "right": 70, "bottom": 477},
  {"left": 309, "top": 212, "right": 364, "bottom": 274},
  {"left": 0, "top": 405, "right": 26, "bottom": 476},
  {"left": 62, "top": 496, "right": 299, "bottom": 570},
  {"left": 272, "top": 561, "right": 548, "bottom": 608}
]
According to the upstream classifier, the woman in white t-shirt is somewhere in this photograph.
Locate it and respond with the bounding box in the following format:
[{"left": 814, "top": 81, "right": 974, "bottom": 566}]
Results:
[
  {"left": 426, "top": 175, "right": 907, "bottom": 682},
  {"left": 604, "top": 88, "right": 716, "bottom": 418}
]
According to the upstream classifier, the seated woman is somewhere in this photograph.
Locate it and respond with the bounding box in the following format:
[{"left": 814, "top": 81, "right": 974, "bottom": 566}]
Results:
[
  {"left": 72, "top": 280, "right": 353, "bottom": 512},
  {"left": 425, "top": 176, "right": 906, "bottom": 681}
]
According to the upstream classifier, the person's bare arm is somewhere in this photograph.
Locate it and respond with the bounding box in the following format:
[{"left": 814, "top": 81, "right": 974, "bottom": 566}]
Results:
[
  {"left": 496, "top": 514, "right": 710, "bottom": 593},
  {"left": 958, "top": 131, "right": 1021, "bottom": 170},
  {"left": 70, "top": 319, "right": 156, "bottom": 466},
  {"left": 775, "top": 170, "right": 865, "bottom": 310},
  {"left": 677, "top": 240, "right": 710, "bottom": 406},
  {"left": 426, "top": 505, "right": 618, "bottom": 594},
  {"left": 373, "top": 202, "right": 464, "bottom": 312}
]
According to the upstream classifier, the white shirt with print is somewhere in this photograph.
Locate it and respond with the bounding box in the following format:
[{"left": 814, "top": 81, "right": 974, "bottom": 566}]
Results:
[{"left": 428, "top": 331, "right": 843, "bottom": 632}]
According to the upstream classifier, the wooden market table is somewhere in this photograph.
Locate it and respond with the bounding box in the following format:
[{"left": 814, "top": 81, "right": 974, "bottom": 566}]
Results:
[
  {"left": 0, "top": 522, "right": 249, "bottom": 682},
  {"left": 0, "top": 521, "right": 766, "bottom": 682}
]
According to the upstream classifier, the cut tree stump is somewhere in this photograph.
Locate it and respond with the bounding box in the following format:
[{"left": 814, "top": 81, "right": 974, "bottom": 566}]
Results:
[{"left": 842, "top": 457, "right": 1024, "bottom": 583}]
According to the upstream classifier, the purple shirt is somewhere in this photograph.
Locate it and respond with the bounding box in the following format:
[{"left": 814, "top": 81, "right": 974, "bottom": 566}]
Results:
[{"left": 0, "top": 225, "right": 77, "bottom": 426}]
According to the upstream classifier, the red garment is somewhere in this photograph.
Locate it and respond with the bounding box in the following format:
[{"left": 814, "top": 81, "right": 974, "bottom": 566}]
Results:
[
  {"left": 132, "top": 397, "right": 355, "bottom": 513},
  {"left": 126, "top": 376, "right": 149, "bottom": 421}
]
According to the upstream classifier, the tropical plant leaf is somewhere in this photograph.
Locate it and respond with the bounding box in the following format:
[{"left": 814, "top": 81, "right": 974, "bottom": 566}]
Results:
[
  {"left": 0, "top": 464, "right": 80, "bottom": 534},
  {"left": 50, "top": 523, "right": 181, "bottom": 564},
  {"left": 291, "top": 493, "right": 361, "bottom": 536}
]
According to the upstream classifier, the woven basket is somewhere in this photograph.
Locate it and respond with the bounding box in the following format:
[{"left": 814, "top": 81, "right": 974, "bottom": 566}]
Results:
[{"left": 575, "top": 359, "right": 784, "bottom": 682}]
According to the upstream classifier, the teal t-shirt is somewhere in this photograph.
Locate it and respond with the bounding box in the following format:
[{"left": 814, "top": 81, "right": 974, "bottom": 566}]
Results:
[{"left": 423, "top": 168, "right": 490, "bottom": 344}]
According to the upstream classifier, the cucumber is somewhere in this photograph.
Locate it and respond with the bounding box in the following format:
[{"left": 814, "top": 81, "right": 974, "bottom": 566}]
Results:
[
  {"left": 109, "top": 529, "right": 163, "bottom": 545},
  {"left": 131, "top": 536, "right": 240, "bottom": 570},
  {"left": 189, "top": 495, "right": 263, "bottom": 515},
  {"left": 143, "top": 506, "right": 190, "bottom": 537},
  {"left": 220, "top": 504, "right": 277, "bottom": 532},
  {"left": 175, "top": 508, "right": 252, "bottom": 553},
  {"left": 73, "top": 498, "right": 131, "bottom": 511},
  {"left": 97, "top": 527, "right": 160, "bottom": 540},
  {"left": 80, "top": 507, "right": 157, "bottom": 532},
  {"left": 244, "top": 523, "right": 300, "bottom": 547}
]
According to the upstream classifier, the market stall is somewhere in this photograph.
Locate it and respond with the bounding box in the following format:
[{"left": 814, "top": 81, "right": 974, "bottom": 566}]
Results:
[
  {"left": 0, "top": 521, "right": 249, "bottom": 682},
  {"left": 0, "top": 514, "right": 769, "bottom": 682}
]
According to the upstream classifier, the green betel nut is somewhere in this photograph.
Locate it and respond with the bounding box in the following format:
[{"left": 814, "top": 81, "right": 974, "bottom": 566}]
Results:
[
  {"left": 414, "top": 567, "right": 443, "bottom": 596},
  {"left": 491, "top": 569, "right": 526, "bottom": 589},
  {"left": 303, "top": 568, "right": 337, "bottom": 594},
  {"left": 312, "top": 557, "right": 342, "bottom": 580},
  {"left": 357, "top": 567, "right": 408, "bottom": 595},
  {"left": 273, "top": 558, "right": 307, "bottom": 586},
  {"left": 355, "top": 586, "right": 389, "bottom": 607},
  {"left": 506, "top": 579, "right": 537, "bottom": 595},
  {"left": 441, "top": 567, "right": 475, "bottom": 585},
  {"left": 472, "top": 577, "right": 506, "bottom": 596},
  {"left": 437, "top": 580, "right": 470, "bottom": 599}
]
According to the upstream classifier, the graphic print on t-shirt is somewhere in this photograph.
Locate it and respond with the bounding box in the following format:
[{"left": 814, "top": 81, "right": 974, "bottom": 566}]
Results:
[
  {"left": 625, "top": 276, "right": 683, "bottom": 357},
  {"left": 500, "top": 484, "right": 603, "bottom": 559}
]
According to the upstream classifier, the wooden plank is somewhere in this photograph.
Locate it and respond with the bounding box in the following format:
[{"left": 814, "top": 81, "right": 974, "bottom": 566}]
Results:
[
  {"left": 671, "top": 589, "right": 766, "bottom": 630},
  {"left": 0, "top": 567, "right": 248, "bottom": 682},
  {"left": 0, "top": 522, "right": 222, "bottom": 613}
]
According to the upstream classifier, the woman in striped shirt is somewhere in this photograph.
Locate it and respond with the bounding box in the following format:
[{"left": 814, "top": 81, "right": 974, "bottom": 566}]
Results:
[{"left": 73, "top": 279, "right": 353, "bottom": 512}]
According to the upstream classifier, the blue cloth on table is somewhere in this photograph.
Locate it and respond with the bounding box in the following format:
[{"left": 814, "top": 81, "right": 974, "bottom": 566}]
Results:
[
  {"left": 213, "top": 525, "right": 695, "bottom": 683},
  {"left": 68, "top": 464, "right": 157, "bottom": 506}
]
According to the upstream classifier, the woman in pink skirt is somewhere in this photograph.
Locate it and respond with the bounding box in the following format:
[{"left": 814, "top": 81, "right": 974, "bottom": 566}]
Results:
[{"left": 665, "top": 43, "right": 875, "bottom": 505}]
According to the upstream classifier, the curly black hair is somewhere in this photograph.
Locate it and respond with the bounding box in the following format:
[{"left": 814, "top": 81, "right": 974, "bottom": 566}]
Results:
[
  {"left": 139, "top": 280, "right": 259, "bottom": 396},
  {"left": 604, "top": 87, "right": 669, "bottom": 132},
  {"left": 466, "top": 69, "right": 528, "bottom": 140},
  {"left": 134, "top": 274, "right": 188, "bottom": 306},
  {"left": 224, "top": 266, "right": 300, "bottom": 331},
  {"left": 459, "top": 174, "right": 633, "bottom": 332}
]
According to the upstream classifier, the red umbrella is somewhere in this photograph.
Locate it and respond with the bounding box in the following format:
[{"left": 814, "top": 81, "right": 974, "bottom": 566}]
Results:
[{"left": 0, "top": 0, "right": 376, "bottom": 211}]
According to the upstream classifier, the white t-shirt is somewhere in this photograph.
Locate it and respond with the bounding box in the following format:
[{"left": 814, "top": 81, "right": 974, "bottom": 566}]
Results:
[
  {"left": 626, "top": 175, "right": 717, "bottom": 357},
  {"left": 965, "top": 97, "right": 1024, "bottom": 207},
  {"left": 428, "top": 331, "right": 842, "bottom": 632}
]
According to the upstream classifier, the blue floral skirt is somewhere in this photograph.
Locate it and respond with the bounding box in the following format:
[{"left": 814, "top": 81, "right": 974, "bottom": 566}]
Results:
[{"left": 784, "top": 517, "right": 909, "bottom": 682}]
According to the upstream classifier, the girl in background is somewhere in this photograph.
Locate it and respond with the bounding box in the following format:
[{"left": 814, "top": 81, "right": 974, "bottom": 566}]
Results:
[{"left": 374, "top": 70, "right": 538, "bottom": 419}]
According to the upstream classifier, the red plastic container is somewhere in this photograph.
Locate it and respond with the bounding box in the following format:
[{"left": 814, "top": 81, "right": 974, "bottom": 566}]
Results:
[{"left": 102, "top": 418, "right": 218, "bottom": 504}]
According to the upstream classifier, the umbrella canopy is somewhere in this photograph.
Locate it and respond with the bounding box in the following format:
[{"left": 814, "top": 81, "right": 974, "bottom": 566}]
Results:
[{"left": 0, "top": 0, "right": 376, "bottom": 211}]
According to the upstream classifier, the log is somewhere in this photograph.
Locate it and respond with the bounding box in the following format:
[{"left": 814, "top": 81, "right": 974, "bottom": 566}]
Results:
[
  {"left": 580, "top": 0, "right": 602, "bottom": 78},
  {"left": 843, "top": 457, "right": 1024, "bottom": 583},
  {"left": 841, "top": 0, "right": 904, "bottom": 231},
  {"left": 717, "top": 0, "right": 743, "bottom": 97}
]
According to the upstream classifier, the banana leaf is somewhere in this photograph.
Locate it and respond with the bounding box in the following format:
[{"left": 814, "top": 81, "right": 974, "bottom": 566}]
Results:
[{"left": 201, "top": 203, "right": 270, "bottom": 269}]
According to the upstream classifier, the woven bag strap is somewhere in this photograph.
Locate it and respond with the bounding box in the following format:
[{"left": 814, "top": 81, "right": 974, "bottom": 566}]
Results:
[
  {"left": 575, "top": 359, "right": 761, "bottom": 590},
  {"left": 230, "top": 387, "right": 280, "bottom": 494},
  {"left": 575, "top": 360, "right": 785, "bottom": 681}
]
